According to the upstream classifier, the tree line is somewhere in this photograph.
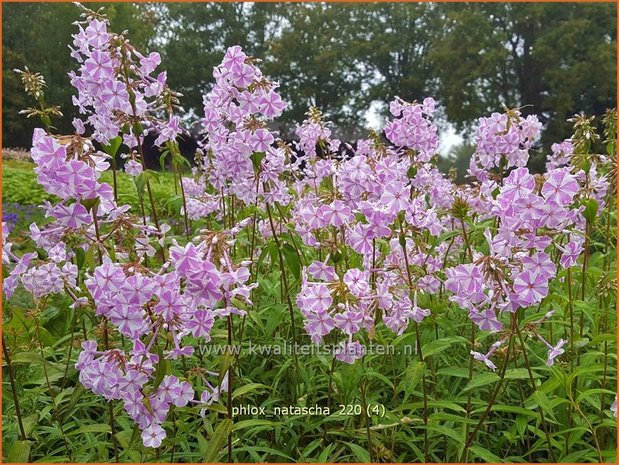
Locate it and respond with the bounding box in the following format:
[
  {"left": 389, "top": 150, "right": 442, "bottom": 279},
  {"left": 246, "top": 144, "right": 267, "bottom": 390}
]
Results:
[{"left": 3, "top": 2, "right": 616, "bottom": 164}]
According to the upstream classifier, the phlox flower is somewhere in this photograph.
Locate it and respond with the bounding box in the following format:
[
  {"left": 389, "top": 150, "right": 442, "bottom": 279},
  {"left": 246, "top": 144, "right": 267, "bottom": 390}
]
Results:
[
  {"left": 512, "top": 270, "right": 548, "bottom": 307},
  {"left": 542, "top": 168, "right": 579, "bottom": 206},
  {"left": 307, "top": 259, "right": 337, "bottom": 281},
  {"left": 333, "top": 309, "right": 364, "bottom": 335},
  {"left": 343, "top": 269, "right": 370, "bottom": 297},
  {"left": 546, "top": 339, "right": 567, "bottom": 367},
  {"left": 380, "top": 182, "right": 410, "bottom": 214},
  {"left": 304, "top": 310, "right": 335, "bottom": 343},
  {"left": 141, "top": 424, "right": 166, "bottom": 448},
  {"left": 125, "top": 159, "right": 143, "bottom": 176},
  {"left": 521, "top": 252, "right": 556, "bottom": 280},
  {"left": 335, "top": 340, "right": 365, "bottom": 364},
  {"left": 469, "top": 308, "right": 502, "bottom": 332},
  {"left": 559, "top": 240, "right": 583, "bottom": 268}
]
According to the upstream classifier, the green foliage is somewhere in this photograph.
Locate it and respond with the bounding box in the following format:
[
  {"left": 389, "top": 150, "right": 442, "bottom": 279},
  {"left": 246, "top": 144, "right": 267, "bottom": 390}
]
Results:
[{"left": 3, "top": 157, "right": 616, "bottom": 461}]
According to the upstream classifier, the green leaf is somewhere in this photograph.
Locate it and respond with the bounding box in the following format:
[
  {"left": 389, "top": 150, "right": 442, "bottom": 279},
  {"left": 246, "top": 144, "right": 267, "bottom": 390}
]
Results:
[
  {"left": 345, "top": 441, "right": 371, "bottom": 463},
  {"left": 132, "top": 122, "right": 144, "bottom": 136},
  {"left": 470, "top": 445, "right": 502, "bottom": 462},
  {"left": 462, "top": 372, "right": 501, "bottom": 392},
  {"left": 250, "top": 151, "right": 266, "bottom": 169},
  {"left": 21, "top": 413, "right": 39, "bottom": 437},
  {"left": 203, "top": 419, "right": 233, "bottom": 462},
  {"left": 582, "top": 198, "right": 599, "bottom": 224},
  {"left": 80, "top": 197, "right": 100, "bottom": 212},
  {"left": 102, "top": 136, "right": 122, "bottom": 157},
  {"left": 504, "top": 368, "right": 541, "bottom": 380},
  {"left": 134, "top": 169, "right": 158, "bottom": 200},
  {"left": 426, "top": 424, "right": 464, "bottom": 445},
  {"left": 66, "top": 424, "right": 111, "bottom": 436},
  {"left": 232, "top": 419, "right": 277, "bottom": 431},
  {"left": 422, "top": 336, "right": 467, "bottom": 358},
  {"left": 75, "top": 247, "right": 86, "bottom": 270},
  {"left": 399, "top": 361, "right": 425, "bottom": 402},
  {"left": 317, "top": 443, "right": 338, "bottom": 462},
  {"left": 159, "top": 150, "right": 170, "bottom": 171},
  {"left": 232, "top": 383, "right": 271, "bottom": 400},
  {"left": 281, "top": 243, "right": 301, "bottom": 281},
  {"left": 8, "top": 440, "right": 31, "bottom": 463},
  {"left": 60, "top": 385, "right": 85, "bottom": 421},
  {"left": 532, "top": 391, "right": 558, "bottom": 422},
  {"left": 218, "top": 350, "right": 235, "bottom": 387}
]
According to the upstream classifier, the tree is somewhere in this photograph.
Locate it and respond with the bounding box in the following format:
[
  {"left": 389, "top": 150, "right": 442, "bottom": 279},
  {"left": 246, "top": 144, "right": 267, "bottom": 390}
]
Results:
[
  {"left": 352, "top": 3, "right": 442, "bottom": 114},
  {"left": 431, "top": 3, "right": 617, "bottom": 149},
  {"left": 264, "top": 3, "right": 368, "bottom": 136},
  {"left": 3, "top": 3, "right": 615, "bottom": 156}
]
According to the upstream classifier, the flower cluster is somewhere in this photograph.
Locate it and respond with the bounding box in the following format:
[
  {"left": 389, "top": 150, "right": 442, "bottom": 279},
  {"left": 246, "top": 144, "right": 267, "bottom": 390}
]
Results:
[
  {"left": 287, "top": 102, "right": 452, "bottom": 360},
  {"left": 3, "top": 10, "right": 615, "bottom": 451},
  {"left": 189, "top": 45, "right": 290, "bottom": 219},
  {"left": 77, "top": 225, "right": 252, "bottom": 447},
  {"left": 469, "top": 109, "right": 542, "bottom": 180},
  {"left": 70, "top": 14, "right": 184, "bottom": 172}
]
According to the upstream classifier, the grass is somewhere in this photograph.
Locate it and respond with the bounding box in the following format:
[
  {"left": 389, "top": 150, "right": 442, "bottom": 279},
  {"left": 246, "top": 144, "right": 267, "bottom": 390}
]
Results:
[{"left": 2, "top": 159, "right": 183, "bottom": 219}]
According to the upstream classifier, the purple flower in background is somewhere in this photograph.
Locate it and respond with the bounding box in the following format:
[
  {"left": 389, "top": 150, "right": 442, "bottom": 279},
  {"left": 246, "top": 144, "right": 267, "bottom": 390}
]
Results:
[
  {"left": 302, "top": 284, "right": 333, "bottom": 313},
  {"left": 335, "top": 340, "right": 365, "bottom": 364},
  {"left": 154, "top": 116, "right": 183, "bottom": 146},
  {"left": 186, "top": 309, "right": 215, "bottom": 341},
  {"left": 320, "top": 200, "right": 353, "bottom": 228},
  {"left": 333, "top": 310, "right": 363, "bottom": 335},
  {"left": 174, "top": 381, "right": 195, "bottom": 407},
  {"left": 500, "top": 167, "right": 535, "bottom": 203},
  {"left": 139, "top": 52, "right": 161, "bottom": 75},
  {"left": 259, "top": 91, "right": 286, "bottom": 118},
  {"left": 559, "top": 240, "right": 583, "bottom": 268},
  {"left": 444, "top": 264, "right": 484, "bottom": 296},
  {"left": 125, "top": 159, "right": 143, "bottom": 176},
  {"left": 83, "top": 50, "right": 114, "bottom": 81},
  {"left": 346, "top": 223, "right": 373, "bottom": 255},
  {"left": 307, "top": 260, "right": 336, "bottom": 281},
  {"left": 380, "top": 182, "right": 410, "bottom": 214},
  {"left": 521, "top": 252, "right": 556, "bottom": 279},
  {"left": 343, "top": 268, "right": 370, "bottom": 297},
  {"left": 156, "top": 376, "right": 182, "bottom": 404},
  {"left": 471, "top": 351, "right": 497, "bottom": 371},
  {"left": 304, "top": 310, "right": 335, "bottom": 343},
  {"left": 471, "top": 340, "right": 503, "bottom": 371},
  {"left": 100, "top": 80, "right": 130, "bottom": 111}
]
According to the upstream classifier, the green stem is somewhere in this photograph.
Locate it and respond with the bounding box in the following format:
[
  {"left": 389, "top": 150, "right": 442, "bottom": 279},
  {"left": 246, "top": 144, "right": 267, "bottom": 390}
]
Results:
[
  {"left": 398, "top": 220, "right": 429, "bottom": 461},
  {"left": 227, "top": 315, "right": 233, "bottom": 463},
  {"left": 176, "top": 162, "right": 190, "bottom": 240},
  {"left": 462, "top": 321, "right": 476, "bottom": 462},
  {"left": 359, "top": 372, "right": 375, "bottom": 463},
  {"left": 265, "top": 203, "right": 301, "bottom": 396},
  {"left": 460, "top": 334, "right": 514, "bottom": 462},
  {"left": 2, "top": 336, "right": 27, "bottom": 441},
  {"left": 514, "top": 320, "right": 556, "bottom": 462}
]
